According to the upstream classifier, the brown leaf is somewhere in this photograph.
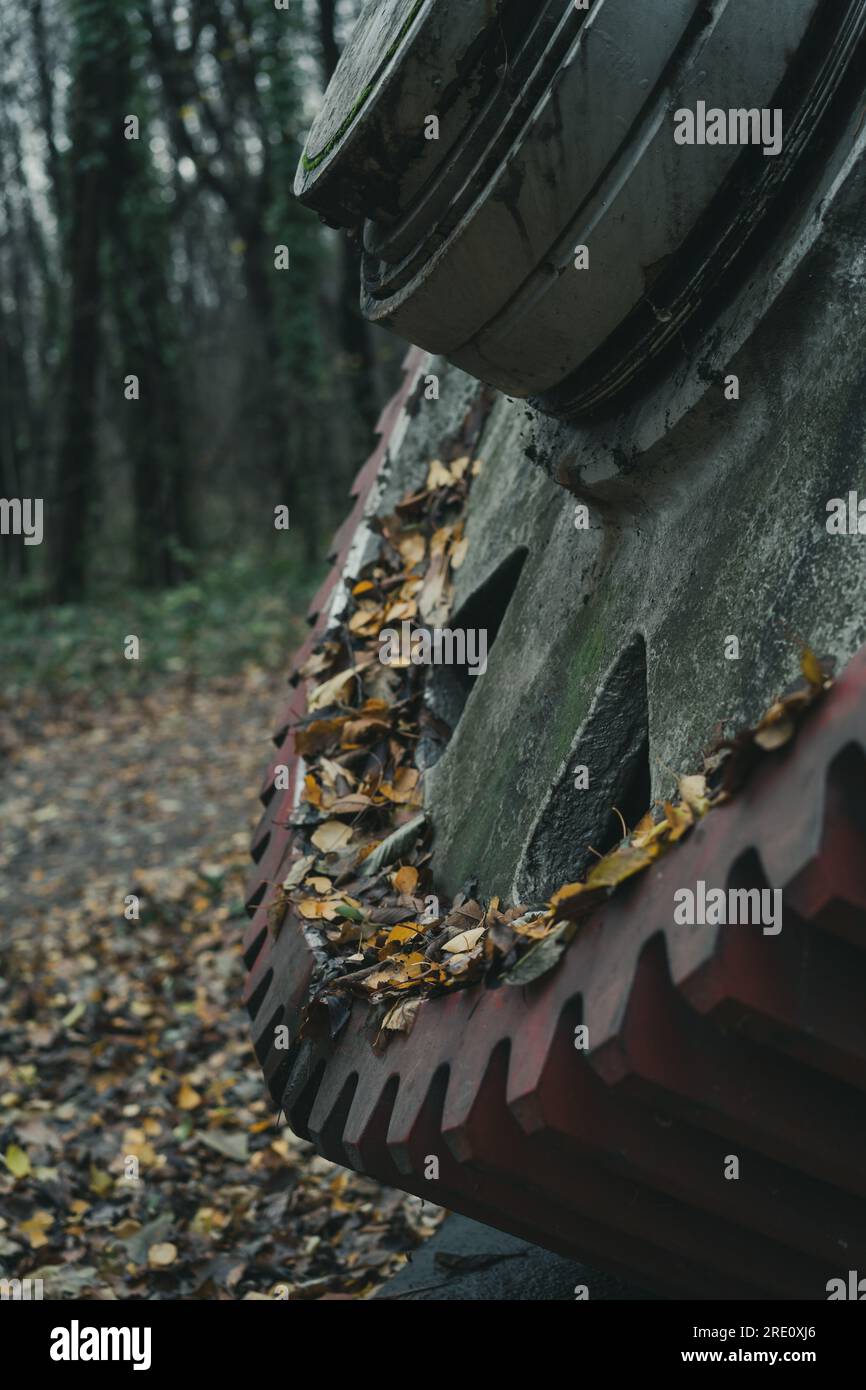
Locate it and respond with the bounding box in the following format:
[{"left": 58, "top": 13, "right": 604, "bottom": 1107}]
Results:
[
  {"left": 307, "top": 659, "right": 373, "bottom": 712},
  {"left": 327, "top": 793, "right": 374, "bottom": 815},
  {"left": 393, "top": 865, "right": 419, "bottom": 895},
  {"left": 753, "top": 702, "right": 796, "bottom": 751},
  {"left": 380, "top": 997, "right": 422, "bottom": 1035},
  {"left": 380, "top": 766, "right": 421, "bottom": 805},
  {"left": 341, "top": 715, "right": 391, "bottom": 745},
  {"left": 294, "top": 718, "right": 347, "bottom": 756}
]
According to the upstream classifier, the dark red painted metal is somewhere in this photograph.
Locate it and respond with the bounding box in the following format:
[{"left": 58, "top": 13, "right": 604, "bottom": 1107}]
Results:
[{"left": 243, "top": 358, "right": 866, "bottom": 1299}]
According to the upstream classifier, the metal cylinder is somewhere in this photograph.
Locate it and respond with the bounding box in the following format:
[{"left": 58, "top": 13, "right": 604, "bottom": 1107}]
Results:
[{"left": 296, "top": 0, "right": 866, "bottom": 415}]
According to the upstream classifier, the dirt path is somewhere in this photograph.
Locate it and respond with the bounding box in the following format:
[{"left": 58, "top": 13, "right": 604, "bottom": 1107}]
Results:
[
  {"left": 0, "top": 670, "right": 278, "bottom": 915},
  {"left": 0, "top": 672, "right": 440, "bottom": 1299}
]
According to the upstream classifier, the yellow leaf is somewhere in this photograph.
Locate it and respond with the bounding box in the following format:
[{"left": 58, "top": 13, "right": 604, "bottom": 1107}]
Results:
[
  {"left": 3, "top": 1144, "right": 31, "bottom": 1179},
  {"left": 19, "top": 1210, "right": 53, "bottom": 1247},
  {"left": 298, "top": 898, "right": 332, "bottom": 920},
  {"left": 426, "top": 459, "right": 452, "bottom": 489},
  {"left": 304, "top": 876, "right": 333, "bottom": 894},
  {"left": 147, "top": 1242, "right": 178, "bottom": 1268},
  {"left": 348, "top": 604, "right": 383, "bottom": 636},
  {"left": 310, "top": 820, "right": 354, "bottom": 853},
  {"left": 585, "top": 842, "right": 657, "bottom": 889},
  {"left": 450, "top": 536, "right": 469, "bottom": 569},
  {"left": 303, "top": 774, "right": 324, "bottom": 808},
  {"left": 89, "top": 1166, "right": 113, "bottom": 1196},
  {"left": 662, "top": 801, "right": 693, "bottom": 843},
  {"left": 382, "top": 925, "right": 421, "bottom": 954},
  {"left": 631, "top": 813, "right": 671, "bottom": 849},
  {"left": 800, "top": 645, "right": 826, "bottom": 691},
  {"left": 380, "top": 766, "right": 420, "bottom": 804},
  {"left": 176, "top": 1081, "right": 202, "bottom": 1111}
]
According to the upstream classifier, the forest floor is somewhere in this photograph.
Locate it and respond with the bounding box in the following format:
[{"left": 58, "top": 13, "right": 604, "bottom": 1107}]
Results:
[{"left": 0, "top": 575, "right": 442, "bottom": 1300}]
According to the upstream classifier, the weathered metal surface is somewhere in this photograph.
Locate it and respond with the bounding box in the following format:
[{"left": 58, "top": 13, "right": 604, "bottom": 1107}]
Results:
[{"left": 295, "top": 0, "right": 866, "bottom": 409}]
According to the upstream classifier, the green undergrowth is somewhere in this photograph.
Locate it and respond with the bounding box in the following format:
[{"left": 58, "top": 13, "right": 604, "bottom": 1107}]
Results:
[{"left": 0, "top": 547, "right": 323, "bottom": 704}]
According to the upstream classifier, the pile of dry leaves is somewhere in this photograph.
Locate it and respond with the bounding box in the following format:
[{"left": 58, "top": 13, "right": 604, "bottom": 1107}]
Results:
[{"left": 272, "top": 456, "right": 835, "bottom": 1045}]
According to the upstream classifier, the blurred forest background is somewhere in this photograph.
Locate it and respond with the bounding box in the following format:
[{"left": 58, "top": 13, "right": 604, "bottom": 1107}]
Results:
[
  {"left": 0, "top": 5, "right": 441, "bottom": 1298},
  {"left": 0, "top": 0, "right": 398, "bottom": 692}
]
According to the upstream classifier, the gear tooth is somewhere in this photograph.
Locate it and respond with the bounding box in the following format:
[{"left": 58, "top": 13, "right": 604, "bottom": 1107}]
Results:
[
  {"left": 441, "top": 1025, "right": 525, "bottom": 1158},
  {"left": 385, "top": 1062, "right": 449, "bottom": 1178},
  {"left": 308, "top": 1072, "right": 359, "bottom": 1163},
  {"left": 280, "top": 1038, "right": 329, "bottom": 1137},
  {"left": 788, "top": 743, "right": 866, "bottom": 929},
  {"left": 342, "top": 1073, "right": 400, "bottom": 1174}
]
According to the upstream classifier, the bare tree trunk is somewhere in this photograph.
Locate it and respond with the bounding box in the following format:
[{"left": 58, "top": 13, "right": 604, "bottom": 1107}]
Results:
[{"left": 53, "top": 142, "right": 104, "bottom": 601}]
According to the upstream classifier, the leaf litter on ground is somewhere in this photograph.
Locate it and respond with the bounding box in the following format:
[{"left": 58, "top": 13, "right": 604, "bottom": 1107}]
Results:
[{"left": 0, "top": 670, "right": 442, "bottom": 1299}]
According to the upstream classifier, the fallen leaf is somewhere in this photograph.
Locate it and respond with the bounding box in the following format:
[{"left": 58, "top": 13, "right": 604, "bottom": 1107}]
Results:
[
  {"left": 382, "top": 925, "right": 421, "bottom": 953},
  {"left": 89, "top": 1167, "right": 113, "bottom": 1196},
  {"left": 380, "top": 766, "right": 421, "bottom": 805},
  {"left": 311, "top": 820, "right": 354, "bottom": 853},
  {"left": 362, "top": 814, "right": 427, "bottom": 877},
  {"left": 800, "top": 645, "right": 826, "bottom": 691},
  {"left": 283, "top": 854, "right": 316, "bottom": 890},
  {"left": 381, "top": 997, "right": 422, "bottom": 1035},
  {"left": 294, "top": 718, "right": 347, "bottom": 756},
  {"left": 442, "top": 926, "right": 484, "bottom": 954},
  {"left": 198, "top": 1131, "right": 249, "bottom": 1163},
  {"left": 585, "top": 842, "right": 658, "bottom": 889},
  {"left": 502, "top": 921, "right": 575, "bottom": 987},
  {"left": 393, "top": 865, "right": 419, "bottom": 895},
  {"left": 426, "top": 459, "right": 452, "bottom": 489},
  {"left": 18, "top": 1210, "right": 54, "bottom": 1248},
  {"left": 176, "top": 1081, "right": 202, "bottom": 1111},
  {"left": 307, "top": 659, "right": 373, "bottom": 713},
  {"left": 298, "top": 897, "right": 334, "bottom": 919},
  {"left": 341, "top": 715, "right": 391, "bottom": 744},
  {"left": 678, "top": 773, "right": 710, "bottom": 815},
  {"left": 3, "top": 1144, "right": 31, "bottom": 1179},
  {"left": 147, "top": 1242, "right": 178, "bottom": 1268},
  {"left": 398, "top": 532, "right": 426, "bottom": 569},
  {"left": 754, "top": 702, "right": 796, "bottom": 751}
]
